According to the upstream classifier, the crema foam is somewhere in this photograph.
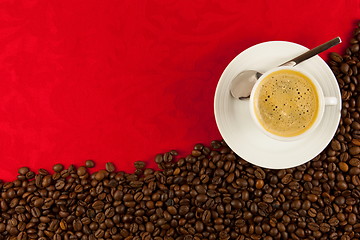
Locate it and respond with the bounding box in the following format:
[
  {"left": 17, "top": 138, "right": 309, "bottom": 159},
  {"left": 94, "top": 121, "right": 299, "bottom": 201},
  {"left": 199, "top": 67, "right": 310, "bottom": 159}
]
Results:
[{"left": 253, "top": 69, "right": 319, "bottom": 137}]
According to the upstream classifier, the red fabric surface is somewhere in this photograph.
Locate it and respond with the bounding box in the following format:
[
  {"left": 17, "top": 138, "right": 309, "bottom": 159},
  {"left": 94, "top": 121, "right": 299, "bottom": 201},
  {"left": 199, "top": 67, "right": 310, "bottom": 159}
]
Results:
[{"left": 0, "top": 0, "right": 359, "bottom": 181}]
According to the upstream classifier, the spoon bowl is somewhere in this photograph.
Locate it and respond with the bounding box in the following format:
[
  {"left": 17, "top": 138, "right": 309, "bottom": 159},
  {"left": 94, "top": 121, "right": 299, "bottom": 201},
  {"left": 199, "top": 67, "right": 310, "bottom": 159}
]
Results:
[{"left": 230, "top": 70, "right": 261, "bottom": 100}]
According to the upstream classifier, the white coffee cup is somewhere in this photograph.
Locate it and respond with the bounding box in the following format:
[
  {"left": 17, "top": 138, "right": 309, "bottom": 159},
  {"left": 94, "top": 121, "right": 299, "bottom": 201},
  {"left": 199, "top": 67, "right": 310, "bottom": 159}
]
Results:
[{"left": 249, "top": 66, "right": 338, "bottom": 141}]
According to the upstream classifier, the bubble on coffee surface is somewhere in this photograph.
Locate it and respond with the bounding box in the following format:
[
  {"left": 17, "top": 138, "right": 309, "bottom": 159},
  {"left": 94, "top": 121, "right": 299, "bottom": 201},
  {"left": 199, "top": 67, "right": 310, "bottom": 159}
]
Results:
[{"left": 254, "top": 69, "right": 319, "bottom": 137}]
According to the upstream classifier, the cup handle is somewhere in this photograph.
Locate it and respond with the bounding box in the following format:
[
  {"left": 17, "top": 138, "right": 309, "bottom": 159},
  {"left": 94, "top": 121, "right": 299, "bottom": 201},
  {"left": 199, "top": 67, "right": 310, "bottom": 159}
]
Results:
[{"left": 324, "top": 97, "right": 338, "bottom": 106}]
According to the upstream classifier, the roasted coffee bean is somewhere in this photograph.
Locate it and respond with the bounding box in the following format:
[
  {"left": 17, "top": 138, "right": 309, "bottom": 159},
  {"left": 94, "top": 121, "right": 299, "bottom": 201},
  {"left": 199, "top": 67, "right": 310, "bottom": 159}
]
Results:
[
  {"left": 134, "top": 192, "right": 144, "bottom": 202},
  {"left": 254, "top": 168, "right": 266, "bottom": 179},
  {"left": 85, "top": 160, "right": 95, "bottom": 168},
  {"left": 331, "top": 139, "right": 341, "bottom": 151},
  {"left": 281, "top": 174, "right": 292, "bottom": 184},
  {"left": 328, "top": 217, "right": 339, "bottom": 226},
  {"left": 308, "top": 222, "right": 320, "bottom": 231},
  {"left": 349, "top": 146, "right": 360, "bottom": 155},
  {"left": 52, "top": 164, "right": 64, "bottom": 173},
  {"left": 17, "top": 232, "right": 27, "bottom": 240},
  {"left": 38, "top": 168, "right": 49, "bottom": 176},
  {"left": 195, "top": 194, "right": 208, "bottom": 203},
  {"left": 105, "top": 162, "right": 115, "bottom": 172},
  {"left": 154, "top": 154, "right": 163, "bottom": 164},
  {"left": 31, "top": 207, "right": 41, "bottom": 218},
  {"left": 202, "top": 210, "right": 211, "bottom": 223},
  {"left": 92, "top": 200, "right": 104, "bottom": 210},
  {"left": 18, "top": 167, "right": 29, "bottom": 175},
  {"left": 130, "top": 180, "right": 143, "bottom": 188},
  {"left": 320, "top": 223, "right": 331, "bottom": 232},
  {"left": 263, "top": 194, "right": 273, "bottom": 203},
  {"left": 349, "top": 158, "right": 360, "bottom": 167},
  {"left": 134, "top": 161, "right": 146, "bottom": 169},
  {"left": 339, "top": 162, "right": 349, "bottom": 172},
  {"left": 94, "top": 170, "right": 107, "bottom": 181},
  {"left": 255, "top": 179, "right": 264, "bottom": 189},
  {"left": 25, "top": 171, "right": 35, "bottom": 179},
  {"left": 42, "top": 175, "right": 52, "bottom": 188},
  {"left": 337, "top": 180, "right": 348, "bottom": 190},
  {"left": 330, "top": 52, "right": 343, "bottom": 63},
  {"left": 307, "top": 194, "right": 318, "bottom": 202},
  {"left": 341, "top": 63, "right": 350, "bottom": 74},
  {"left": 308, "top": 207, "right": 317, "bottom": 218},
  {"left": 73, "top": 219, "right": 82, "bottom": 231},
  {"left": 76, "top": 166, "right": 86, "bottom": 176},
  {"left": 349, "top": 166, "right": 360, "bottom": 175}
]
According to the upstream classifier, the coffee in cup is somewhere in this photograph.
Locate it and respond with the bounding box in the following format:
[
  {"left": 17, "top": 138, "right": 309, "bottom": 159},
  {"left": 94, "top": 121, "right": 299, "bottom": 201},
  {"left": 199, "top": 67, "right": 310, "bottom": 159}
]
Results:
[{"left": 249, "top": 67, "right": 337, "bottom": 141}]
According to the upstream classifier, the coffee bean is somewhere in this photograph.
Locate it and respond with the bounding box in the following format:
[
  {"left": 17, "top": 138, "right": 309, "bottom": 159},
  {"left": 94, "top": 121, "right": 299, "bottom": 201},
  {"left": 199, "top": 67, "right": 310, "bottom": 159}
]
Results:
[
  {"left": 134, "top": 161, "right": 146, "bottom": 169},
  {"left": 330, "top": 52, "right": 343, "bottom": 63},
  {"left": 195, "top": 194, "right": 207, "bottom": 203},
  {"left": 281, "top": 174, "right": 292, "bottom": 184},
  {"left": 349, "top": 146, "right": 360, "bottom": 155},
  {"left": 73, "top": 219, "right": 82, "bottom": 231},
  {"left": 133, "top": 192, "right": 143, "bottom": 202},
  {"left": 38, "top": 168, "right": 49, "bottom": 175},
  {"left": 179, "top": 205, "right": 189, "bottom": 216},
  {"left": 319, "top": 223, "right": 331, "bottom": 232},
  {"left": 76, "top": 166, "right": 86, "bottom": 176},
  {"left": 31, "top": 207, "right": 41, "bottom": 218},
  {"left": 230, "top": 199, "right": 242, "bottom": 209},
  {"left": 154, "top": 154, "right": 163, "bottom": 164},
  {"left": 348, "top": 213, "right": 357, "bottom": 225},
  {"left": 341, "top": 63, "right": 350, "bottom": 74},
  {"left": 53, "top": 234, "right": 61, "bottom": 240},
  {"left": 17, "top": 232, "right": 27, "bottom": 240},
  {"left": 308, "top": 208, "right": 317, "bottom": 218},
  {"left": 307, "top": 194, "right": 318, "bottom": 202},
  {"left": 328, "top": 217, "right": 340, "bottom": 227},
  {"left": 339, "top": 162, "right": 349, "bottom": 172},
  {"left": 18, "top": 167, "right": 29, "bottom": 175},
  {"left": 263, "top": 194, "right": 273, "bottom": 203},
  {"left": 92, "top": 200, "right": 104, "bottom": 210},
  {"left": 94, "top": 170, "right": 107, "bottom": 181},
  {"left": 25, "top": 170, "right": 35, "bottom": 179},
  {"left": 202, "top": 210, "right": 211, "bottom": 223},
  {"left": 55, "top": 180, "right": 65, "bottom": 190},
  {"left": 352, "top": 121, "right": 360, "bottom": 130},
  {"left": 354, "top": 223, "right": 360, "bottom": 233},
  {"left": 52, "top": 164, "right": 64, "bottom": 173},
  {"left": 349, "top": 166, "right": 360, "bottom": 175},
  {"left": 308, "top": 222, "right": 319, "bottom": 231},
  {"left": 60, "top": 169, "right": 69, "bottom": 178},
  {"left": 254, "top": 168, "right": 266, "bottom": 179},
  {"left": 337, "top": 180, "right": 348, "bottom": 190},
  {"left": 85, "top": 160, "right": 95, "bottom": 168},
  {"left": 352, "top": 138, "right": 360, "bottom": 146},
  {"left": 129, "top": 180, "right": 143, "bottom": 188},
  {"left": 351, "top": 43, "right": 359, "bottom": 52},
  {"left": 42, "top": 175, "right": 52, "bottom": 188},
  {"left": 167, "top": 206, "right": 177, "bottom": 215},
  {"left": 352, "top": 175, "right": 360, "bottom": 185},
  {"left": 331, "top": 139, "right": 341, "bottom": 151},
  {"left": 94, "top": 229, "right": 104, "bottom": 238},
  {"left": 105, "top": 162, "right": 115, "bottom": 172},
  {"left": 255, "top": 179, "right": 264, "bottom": 189}
]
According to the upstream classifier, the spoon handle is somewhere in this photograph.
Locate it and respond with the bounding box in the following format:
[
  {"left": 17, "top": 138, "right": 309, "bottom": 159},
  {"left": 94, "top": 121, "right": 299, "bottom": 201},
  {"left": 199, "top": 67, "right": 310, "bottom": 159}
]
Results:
[{"left": 280, "top": 37, "right": 341, "bottom": 67}]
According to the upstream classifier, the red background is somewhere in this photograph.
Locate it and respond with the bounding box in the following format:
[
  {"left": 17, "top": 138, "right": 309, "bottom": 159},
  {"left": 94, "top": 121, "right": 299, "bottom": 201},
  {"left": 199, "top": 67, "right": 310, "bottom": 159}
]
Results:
[{"left": 0, "top": 0, "right": 359, "bottom": 181}]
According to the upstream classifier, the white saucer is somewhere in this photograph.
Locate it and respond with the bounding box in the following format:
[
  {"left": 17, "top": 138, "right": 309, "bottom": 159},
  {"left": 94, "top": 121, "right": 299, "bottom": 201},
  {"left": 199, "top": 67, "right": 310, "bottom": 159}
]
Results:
[{"left": 214, "top": 41, "right": 341, "bottom": 169}]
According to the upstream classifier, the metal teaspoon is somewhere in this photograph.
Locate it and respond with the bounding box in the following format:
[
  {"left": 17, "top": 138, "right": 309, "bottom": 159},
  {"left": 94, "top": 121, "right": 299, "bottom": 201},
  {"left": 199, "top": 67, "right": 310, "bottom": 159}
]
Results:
[{"left": 230, "top": 37, "right": 341, "bottom": 99}]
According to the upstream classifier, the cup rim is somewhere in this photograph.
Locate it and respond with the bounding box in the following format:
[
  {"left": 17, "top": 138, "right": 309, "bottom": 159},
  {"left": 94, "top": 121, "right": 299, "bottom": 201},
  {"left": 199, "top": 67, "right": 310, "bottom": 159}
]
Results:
[{"left": 249, "top": 66, "right": 325, "bottom": 141}]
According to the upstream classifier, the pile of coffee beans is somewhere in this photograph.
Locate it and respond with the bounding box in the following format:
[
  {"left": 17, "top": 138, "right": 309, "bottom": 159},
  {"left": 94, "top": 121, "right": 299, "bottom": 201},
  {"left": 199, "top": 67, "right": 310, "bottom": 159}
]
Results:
[{"left": 1, "top": 24, "right": 360, "bottom": 240}]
